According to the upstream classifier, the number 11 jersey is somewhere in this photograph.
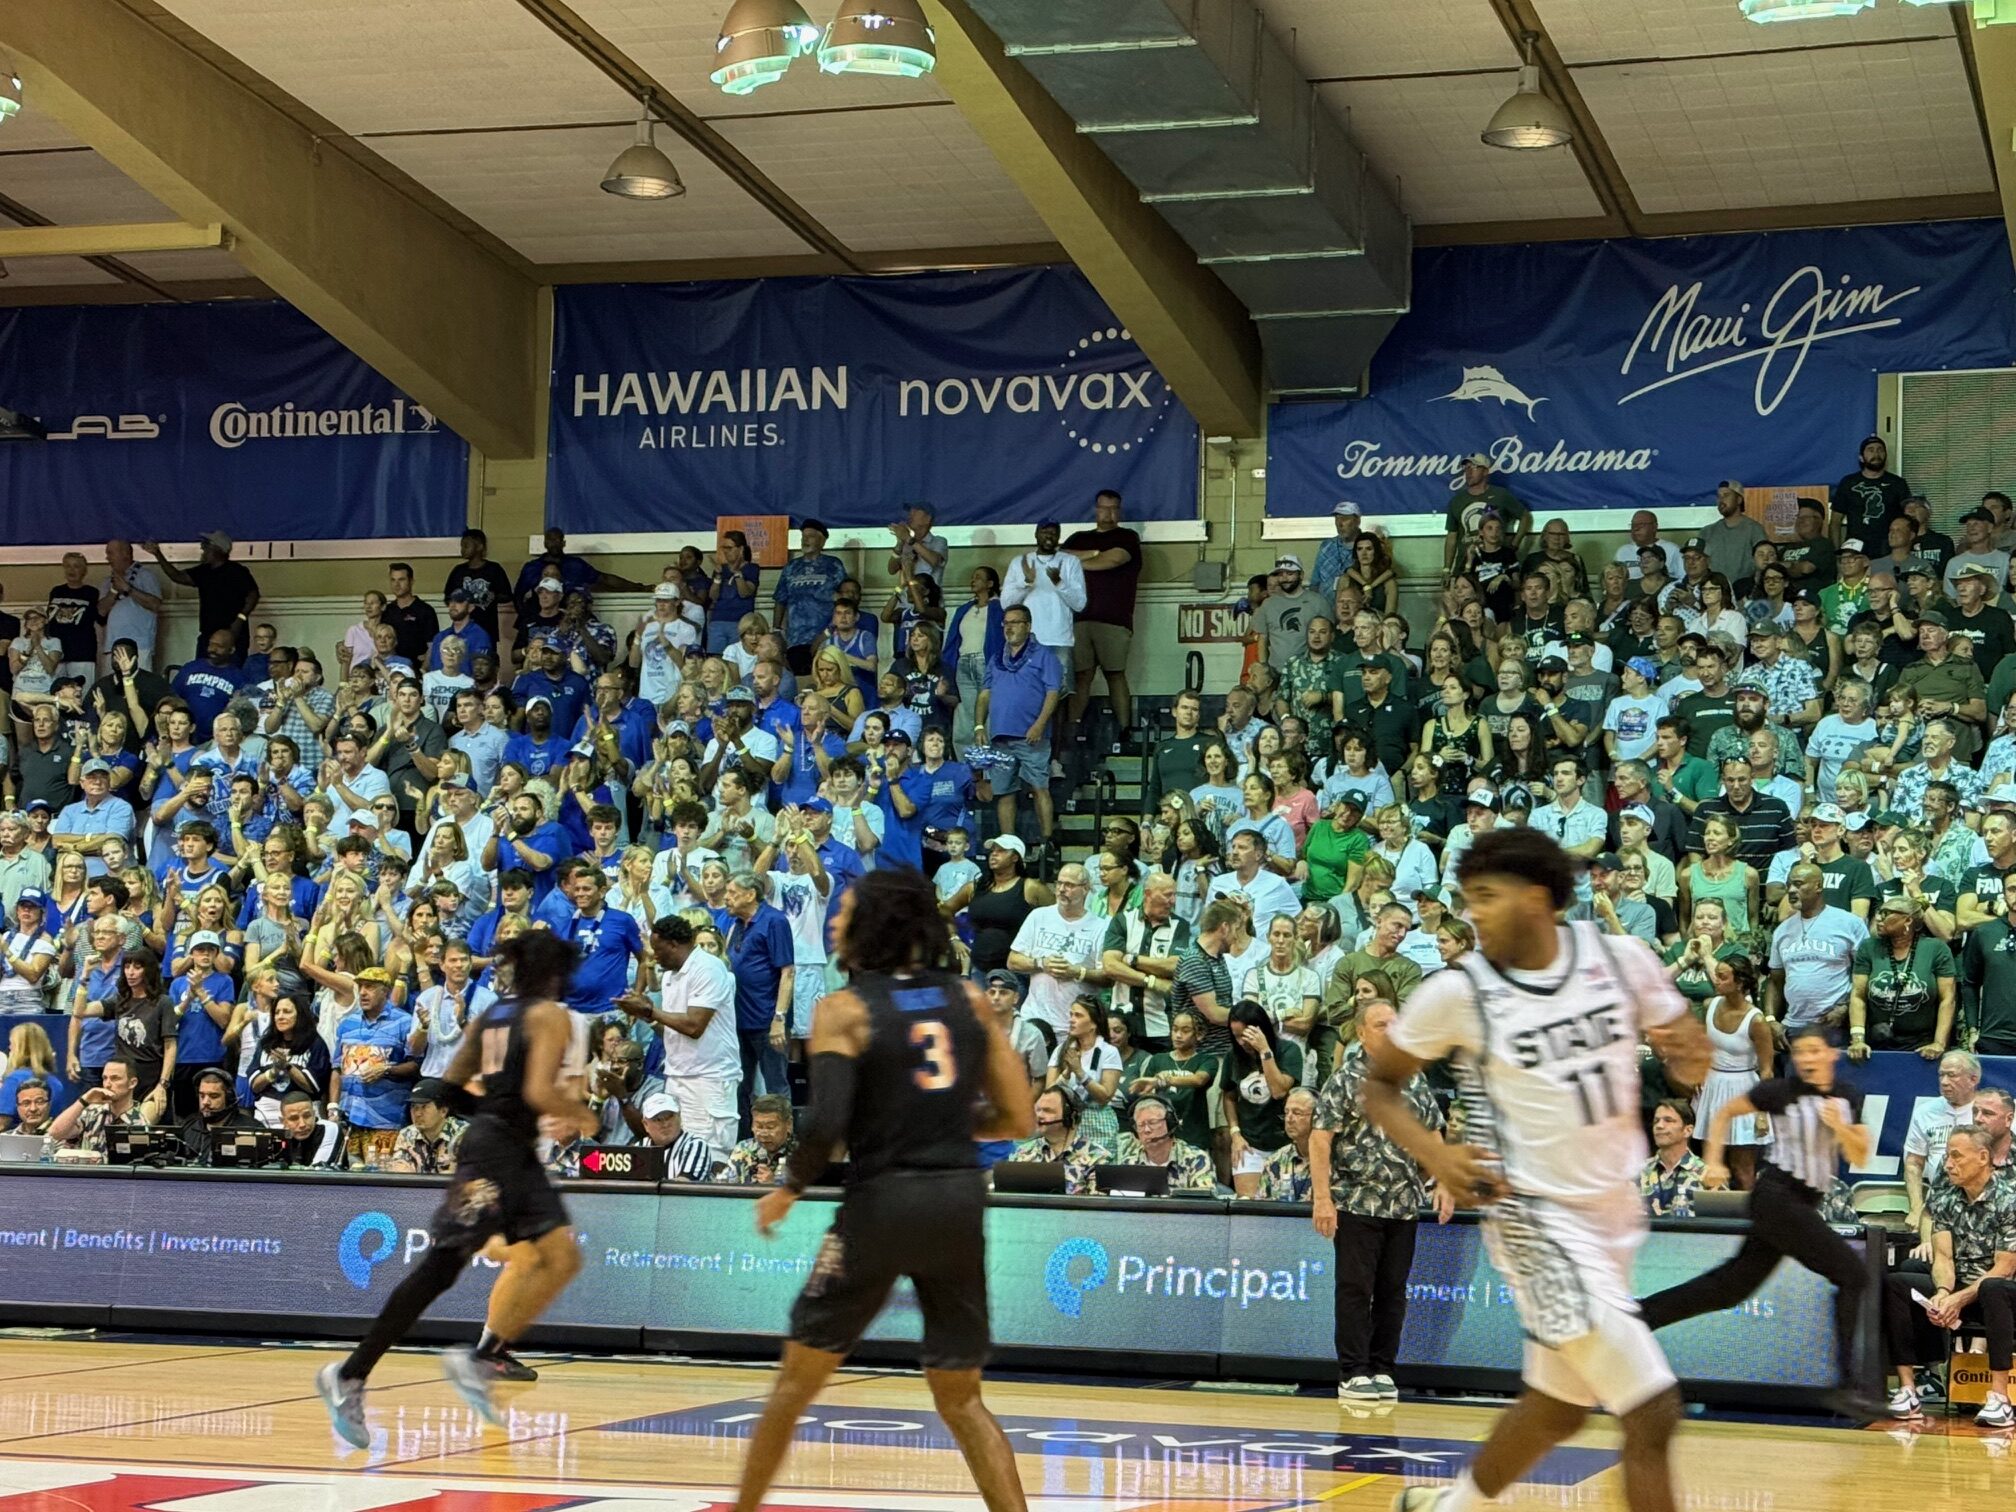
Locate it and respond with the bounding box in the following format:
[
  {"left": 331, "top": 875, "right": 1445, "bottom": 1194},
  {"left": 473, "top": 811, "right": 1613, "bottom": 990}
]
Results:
[
  {"left": 844, "top": 969, "right": 991, "bottom": 1183},
  {"left": 1390, "top": 922, "right": 1687, "bottom": 1207}
]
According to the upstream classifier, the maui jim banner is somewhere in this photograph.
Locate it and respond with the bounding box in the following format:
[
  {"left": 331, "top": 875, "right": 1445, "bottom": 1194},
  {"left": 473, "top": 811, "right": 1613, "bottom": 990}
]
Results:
[
  {"left": 0, "top": 300, "right": 468, "bottom": 544},
  {"left": 547, "top": 268, "right": 1199, "bottom": 530},
  {"left": 1268, "top": 218, "right": 2016, "bottom": 516}
]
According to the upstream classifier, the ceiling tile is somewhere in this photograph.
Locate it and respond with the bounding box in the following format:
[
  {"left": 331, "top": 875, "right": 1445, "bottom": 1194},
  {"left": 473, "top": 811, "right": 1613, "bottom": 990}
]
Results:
[
  {"left": 713, "top": 106, "right": 1050, "bottom": 252},
  {"left": 0, "top": 149, "right": 176, "bottom": 224},
  {"left": 157, "top": 0, "right": 635, "bottom": 133},
  {"left": 368, "top": 123, "right": 809, "bottom": 263},
  {"left": 1536, "top": 0, "right": 1952, "bottom": 65},
  {"left": 1576, "top": 38, "right": 1990, "bottom": 213},
  {"left": 571, "top": 0, "right": 950, "bottom": 117},
  {"left": 1263, "top": 0, "right": 1519, "bottom": 78},
  {"left": 1318, "top": 75, "right": 1605, "bottom": 224}
]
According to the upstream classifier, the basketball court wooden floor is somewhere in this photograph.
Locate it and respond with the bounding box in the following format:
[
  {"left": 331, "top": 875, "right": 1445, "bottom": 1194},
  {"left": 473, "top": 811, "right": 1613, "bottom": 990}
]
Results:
[{"left": 0, "top": 1339, "right": 2007, "bottom": 1512}]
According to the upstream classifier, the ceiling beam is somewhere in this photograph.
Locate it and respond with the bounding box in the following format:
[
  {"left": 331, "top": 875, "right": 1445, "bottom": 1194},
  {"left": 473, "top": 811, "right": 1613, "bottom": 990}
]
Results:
[
  {"left": 0, "top": 220, "right": 223, "bottom": 258},
  {"left": 1419, "top": 192, "right": 2004, "bottom": 248},
  {"left": 1958, "top": 11, "right": 2016, "bottom": 281},
  {"left": 921, "top": 0, "right": 1262, "bottom": 439},
  {"left": 0, "top": 0, "right": 543, "bottom": 459}
]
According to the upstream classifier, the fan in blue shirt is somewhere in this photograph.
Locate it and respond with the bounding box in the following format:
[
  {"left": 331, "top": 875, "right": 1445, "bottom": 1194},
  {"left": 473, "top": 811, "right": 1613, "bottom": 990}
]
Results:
[{"left": 558, "top": 868, "right": 645, "bottom": 1017}]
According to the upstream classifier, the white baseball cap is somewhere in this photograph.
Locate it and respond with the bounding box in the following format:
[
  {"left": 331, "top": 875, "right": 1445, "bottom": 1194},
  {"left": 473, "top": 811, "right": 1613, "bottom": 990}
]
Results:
[
  {"left": 1332, "top": 501, "right": 1361, "bottom": 518},
  {"left": 640, "top": 1092, "right": 680, "bottom": 1120},
  {"left": 1274, "top": 554, "right": 1303, "bottom": 573}
]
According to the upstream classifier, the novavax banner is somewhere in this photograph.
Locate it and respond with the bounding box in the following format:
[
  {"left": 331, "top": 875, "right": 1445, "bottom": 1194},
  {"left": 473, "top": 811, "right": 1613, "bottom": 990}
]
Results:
[
  {"left": 1267, "top": 218, "right": 2016, "bottom": 517},
  {"left": 547, "top": 267, "right": 1200, "bottom": 531},
  {"left": 0, "top": 300, "right": 468, "bottom": 545}
]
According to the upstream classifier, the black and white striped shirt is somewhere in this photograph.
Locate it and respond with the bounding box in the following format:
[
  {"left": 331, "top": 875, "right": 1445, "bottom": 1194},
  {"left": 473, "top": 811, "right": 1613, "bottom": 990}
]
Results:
[{"left": 1749, "top": 1075, "right": 1866, "bottom": 1194}]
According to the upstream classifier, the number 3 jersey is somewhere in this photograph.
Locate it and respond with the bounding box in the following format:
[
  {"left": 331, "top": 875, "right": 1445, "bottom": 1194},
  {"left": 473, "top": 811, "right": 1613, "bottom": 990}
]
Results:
[
  {"left": 845, "top": 969, "right": 990, "bottom": 1183},
  {"left": 1389, "top": 922, "right": 1687, "bottom": 1207}
]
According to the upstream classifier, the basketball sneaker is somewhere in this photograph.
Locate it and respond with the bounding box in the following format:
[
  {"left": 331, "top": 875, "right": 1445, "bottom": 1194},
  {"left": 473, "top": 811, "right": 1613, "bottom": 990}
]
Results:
[
  {"left": 1885, "top": 1385, "right": 1923, "bottom": 1420},
  {"left": 1371, "top": 1373, "right": 1399, "bottom": 1400},
  {"left": 1339, "top": 1375, "right": 1383, "bottom": 1402},
  {"left": 315, "top": 1362, "right": 369, "bottom": 1450},
  {"left": 442, "top": 1346, "right": 504, "bottom": 1427},
  {"left": 1392, "top": 1489, "right": 1448, "bottom": 1510},
  {"left": 479, "top": 1349, "right": 538, "bottom": 1383},
  {"left": 1976, "top": 1392, "right": 2015, "bottom": 1429}
]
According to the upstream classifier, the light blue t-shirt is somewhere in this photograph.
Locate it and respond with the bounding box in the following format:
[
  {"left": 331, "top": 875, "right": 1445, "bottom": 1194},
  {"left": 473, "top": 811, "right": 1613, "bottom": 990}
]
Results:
[
  {"left": 1806, "top": 715, "right": 1878, "bottom": 802},
  {"left": 1768, "top": 905, "right": 1869, "bottom": 1026}
]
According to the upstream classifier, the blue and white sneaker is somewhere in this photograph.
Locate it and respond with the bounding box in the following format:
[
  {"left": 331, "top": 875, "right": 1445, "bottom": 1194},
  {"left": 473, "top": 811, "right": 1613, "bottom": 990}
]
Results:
[
  {"left": 442, "top": 1346, "right": 503, "bottom": 1427},
  {"left": 315, "top": 1362, "right": 368, "bottom": 1450}
]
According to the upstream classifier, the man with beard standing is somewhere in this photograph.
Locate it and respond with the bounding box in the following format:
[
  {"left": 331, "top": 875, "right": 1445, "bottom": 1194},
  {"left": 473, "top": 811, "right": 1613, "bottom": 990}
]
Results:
[{"left": 1830, "top": 435, "right": 1912, "bottom": 549}]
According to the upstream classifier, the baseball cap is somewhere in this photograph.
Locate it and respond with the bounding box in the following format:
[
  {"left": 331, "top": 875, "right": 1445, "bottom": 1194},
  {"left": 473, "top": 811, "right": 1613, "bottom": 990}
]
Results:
[
  {"left": 1333, "top": 500, "right": 1362, "bottom": 517},
  {"left": 662, "top": 719, "right": 692, "bottom": 736},
  {"left": 1871, "top": 809, "right": 1907, "bottom": 828},
  {"left": 446, "top": 586, "right": 472, "bottom": 603},
  {"left": 1988, "top": 784, "right": 2016, "bottom": 807},
  {"left": 1334, "top": 788, "right": 1369, "bottom": 811},
  {"left": 80, "top": 758, "right": 111, "bottom": 776},
  {"left": 15, "top": 888, "right": 46, "bottom": 910},
  {"left": 409, "top": 1078, "right": 451, "bottom": 1107},
  {"left": 1563, "top": 631, "right": 1592, "bottom": 647},
  {"left": 1035, "top": 518, "right": 1061, "bottom": 533},
  {"left": 653, "top": 582, "right": 681, "bottom": 600},
  {"left": 202, "top": 530, "right": 233, "bottom": 553},
  {"left": 24, "top": 800, "right": 52, "bottom": 814},
  {"left": 1963, "top": 508, "right": 1996, "bottom": 524},
  {"left": 800, "top": 517, "right": 829, "bottom": 535},
  {"left": 1274, "top": 554, "right": 1303, "bottom": 573},
  {"left": 442, "top": 773, "right": 475, "bottom": 791},
  {"left": 1719, "top": 480, "right": 1745, "bottom": 495},
  {"left": 1810, "top": 803, "right": 1846, "bottom": 826},
  {"left": 1732, "top": 672, "right": 1769, "bottom": 696},
  {"left": 1536, "top": 655, "right": 1568, "bottom": 673},
  {"left": 348, "top": 810, "right": 380, "bottom": 831},
  {"left": 641, "top": 1092, "right": 680, "bottom": 1120},
  {"left": 1844, "top": 812, "right": 1873, "bottom": 832},
  {"left": 983, "top": 968, "right": 1023, "bottom": 994},
  {"left": 883, "top": 726, "right": 913, "bottom": 745},
  {"left": 1465, "top": 790, "right": 1500, "bottom": 810},
  {"left": 525, "top": 694, "right": 552, "bottom": 710},
  {"left": 1957, "top": 562, "right": 1999, "bottom": 582},
  {"left": 1904, "top": 557, "right": 1938, "bottom": 578},
  {"left": 802, "top": 797, "right": 834, "bottom": 815},
  {"left": 1621, "top": 804, "right": 1655, "bottom": 826},
  {"left": 724, "top": 686, "right": 756, "bottom": 704},
  {"left": 1920, "top": 609, "right": 1951, "bottom": 629},
  {"left": 537, "top": 575, "right": 565, "bottom": 593},
  {"left": 1747, "top": 618, "right": 1782, "bottom": 636},
  {"left": 1682, "top": 537, "right": 1707, "bottom": 554},
  {"left": 570, "top": 740, "right": 596, "bottom": 758},
  {"left": 1591, "top": 852, "right": 1622, "bottom": 872},
  {"left": 986, "top": 834, "right": 1027, "bottom": 858},
  {"left": 189, "top": 930, "right": 223, "bottom": 949},
  {"left": 1461, "top": 452, "right": 1491, "bottom": 468},
  {"left": 1839, "top": 539, "right": 1869, "bottom": 557},
  {"left": 1626, "top": 656, "right": 1660, "bottom": 680},
  {"left": 1411, "top": 885, "right": 1450, "bottom": 905}
]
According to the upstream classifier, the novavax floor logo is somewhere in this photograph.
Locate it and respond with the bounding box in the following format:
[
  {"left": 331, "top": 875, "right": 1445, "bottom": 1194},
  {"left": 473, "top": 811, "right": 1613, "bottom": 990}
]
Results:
[
  {"left": 338, "top": 1211, "right": 399, "bottom": 1290},
  {"left": 1044, "top": 1238, "right": 1109, "bottom": 1318}
]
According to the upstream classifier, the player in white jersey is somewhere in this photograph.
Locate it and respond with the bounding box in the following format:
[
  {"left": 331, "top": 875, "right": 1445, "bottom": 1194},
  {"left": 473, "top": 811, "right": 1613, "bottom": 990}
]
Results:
[{"left": 1364, "top": 828, "right": 1709, "bottom": 1512}]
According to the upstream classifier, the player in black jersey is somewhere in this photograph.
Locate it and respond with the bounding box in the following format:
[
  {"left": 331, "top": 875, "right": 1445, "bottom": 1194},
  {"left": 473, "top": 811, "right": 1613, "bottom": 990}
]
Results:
[
  {"left": 316, "top": 931, "right": 596, "bottom": 1448},
  {"left": 731, "top": 867, "right": 1035, "bottom": 1512}
]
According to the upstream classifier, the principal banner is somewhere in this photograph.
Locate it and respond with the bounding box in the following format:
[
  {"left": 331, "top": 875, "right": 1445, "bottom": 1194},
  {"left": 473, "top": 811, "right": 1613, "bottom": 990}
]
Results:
[
  {"left": 548, "top": 268, "right": 1199, "bottom": 531},
  {"left": 1267, "top": 218, "right": 2016, "bottom": 517},
  {"left": 0, "top": 300, "right": 468, "bottom": 544},
  {"left": 0, "top": 1172, "right": 1839, "bottom": 1388}
]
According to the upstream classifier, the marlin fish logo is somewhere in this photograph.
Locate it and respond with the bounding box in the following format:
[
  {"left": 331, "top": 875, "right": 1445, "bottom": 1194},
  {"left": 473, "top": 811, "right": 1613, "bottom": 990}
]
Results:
[{"left": 1433, "top": 365, "right": 1547, "bottom": 420}]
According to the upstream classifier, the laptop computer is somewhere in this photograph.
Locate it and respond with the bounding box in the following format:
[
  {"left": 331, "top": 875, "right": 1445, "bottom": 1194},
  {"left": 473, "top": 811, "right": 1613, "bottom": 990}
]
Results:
[
  {"left": 1691, "top": 1190, "right": 1751, "bottom": 1219},
  {"left": 0, "top": 1132, "right": 43, "bottom": 1164},
  {"left": 990, "top": 1160, "right": 1068, "bottom": 1195},
  {"left": 1091, "top": 1163, "right": 1170, "bottom": 1198}
]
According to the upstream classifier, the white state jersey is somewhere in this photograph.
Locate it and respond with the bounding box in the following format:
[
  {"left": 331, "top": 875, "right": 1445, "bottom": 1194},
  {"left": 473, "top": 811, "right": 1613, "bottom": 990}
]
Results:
[{"left": 1390, "top": 922, "right": 1686, "bottom": 1207}]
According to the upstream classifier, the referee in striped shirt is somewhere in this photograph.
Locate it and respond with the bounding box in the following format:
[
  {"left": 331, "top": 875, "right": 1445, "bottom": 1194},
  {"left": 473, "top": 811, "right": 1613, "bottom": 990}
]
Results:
[{"left": 1637, "top": 1022, "right": 1882, "bottom": 1417}]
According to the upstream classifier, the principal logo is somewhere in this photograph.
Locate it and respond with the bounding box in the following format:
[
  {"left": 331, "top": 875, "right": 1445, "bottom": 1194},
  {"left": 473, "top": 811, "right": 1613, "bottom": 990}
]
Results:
[
  {"left": 337, "top": 1210, "right": 399, "bottom": 1290},
  {"left": 1044, "top": 1238, "right": 1108, "bottom": 1318},
  {"left": 1431, "top": 366, "right": 1546, "bottom": 421}
]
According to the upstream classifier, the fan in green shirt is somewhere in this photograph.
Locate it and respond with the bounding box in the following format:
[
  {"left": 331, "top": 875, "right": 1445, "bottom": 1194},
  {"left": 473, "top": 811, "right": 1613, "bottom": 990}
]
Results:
[
  {"left": 1301, "top": 807, "right": 1370, "bottom": 902},
  {"left": 1131, "top": 1008, "right": 1221, "bottom": 1151}
]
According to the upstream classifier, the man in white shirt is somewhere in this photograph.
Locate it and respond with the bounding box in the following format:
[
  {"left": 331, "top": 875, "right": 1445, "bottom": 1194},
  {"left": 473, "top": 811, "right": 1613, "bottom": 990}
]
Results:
[
  {"left": 1001, "top": 519, "right": 1088, "bottom": 682},
  {"left": 630, "top": 583, "right": 697, "bottom": 707},
  {"left": 1005, "top": 863, "right": 1108, "bottom": 1037},
  {"left": 320, "top": 732, "right": 392, "bottom": 833},
  {"left": 101, "top": 538, "right": 164, "bottom": 671},
  {"left": 757, "top": 821, "right": 833, "bottom": 1041},
  {"left": 621, "top": 914, "right": 741, "bottom": 1160},
  {"left": 1531, "top": 759, "right": 1608, "bottom": 860},
  {"left": 1204, "top": 830, "right": 1303, "bottom": 932},
  {"left": 1611, "top": 510, "right": 1684, "bottom": 582},
  {"left": 420, "top": 776, "right": 495, "bottom": 869},
  {"left": 1904, "top": 1049, "right": 1981, "bottom": 1239}
]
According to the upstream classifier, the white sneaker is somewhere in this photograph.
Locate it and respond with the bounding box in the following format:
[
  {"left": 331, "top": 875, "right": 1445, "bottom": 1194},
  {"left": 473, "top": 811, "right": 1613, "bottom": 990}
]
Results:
[
  {"left": 1977, "top": 1392, "right": 2015, "bottom": 1429},
  {"left": 1339, "top": 1375, "right": 1383, "bottom": 1402},
  {"left": 1371, "top": 1372, "right": 1399, "bottom": 1400},
  {"left": 1392, "top": 1490, "right": 1448, "bottom": 1511},
  {"left": 1887, "top": 1384, "right": 1923, "bottom": 1419},
  {"left": 315, "top": 1362, "right": 368, "bottom": 1450}
]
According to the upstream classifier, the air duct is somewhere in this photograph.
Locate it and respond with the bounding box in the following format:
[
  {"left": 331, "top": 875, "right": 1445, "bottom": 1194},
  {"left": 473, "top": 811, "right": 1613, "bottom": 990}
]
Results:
[{"left": 963, "top": 0, "right": 1410, "bottom": 397}]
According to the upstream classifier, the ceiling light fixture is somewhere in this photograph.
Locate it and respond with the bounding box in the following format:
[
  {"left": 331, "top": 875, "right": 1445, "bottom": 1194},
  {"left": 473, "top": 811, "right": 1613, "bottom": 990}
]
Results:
[
  {"left": 818, "top": 0, "right": 937, "bottom": 78},
  {"left": 711, "top": 0, "right": 821, "bottom": 96},
  {"left": 1482, "top": 34, "right": 1572, "bottom": 150},
  {"left": 600, "top": 93, "right": 685, "bottom": 200},
  {"left": 1738, "top": 0, "right": 1874, "bottom": 22},
  {"left": 0, "top": 73, "right": 21, "bottom": 124}
]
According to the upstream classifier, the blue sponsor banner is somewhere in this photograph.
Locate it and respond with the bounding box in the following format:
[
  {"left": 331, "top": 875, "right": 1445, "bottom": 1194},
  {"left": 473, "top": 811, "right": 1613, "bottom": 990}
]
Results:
[
  {"left": 1267, "top": 218, "right": 2016, "bottom": 517},
  {"left": 547, "top": 268, "right": 1199, "bottom": 531},
  {"left": 1851, "top": 1050, "right": 2016, "bottom": 1176},
  {"left": 0, "top": 300, "right": 467, "bottom": 544}
]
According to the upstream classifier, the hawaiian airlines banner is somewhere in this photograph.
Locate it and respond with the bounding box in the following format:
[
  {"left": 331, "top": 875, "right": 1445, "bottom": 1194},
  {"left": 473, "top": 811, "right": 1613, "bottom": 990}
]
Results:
[
  {"left": 1267, "top": 218, "right": 2016, "bottom": 516},
  {"left": 547, "top": 267, "right": 1199, "bottom": 530},
  {"left": 0, "top": 300, "right": 468, "bottom": 544}
]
